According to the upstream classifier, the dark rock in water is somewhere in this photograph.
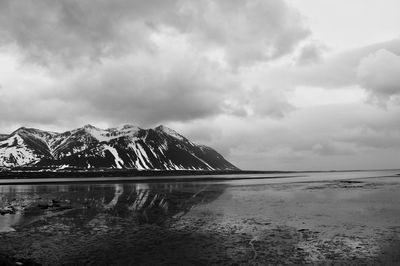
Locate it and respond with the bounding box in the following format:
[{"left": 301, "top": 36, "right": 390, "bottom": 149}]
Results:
[
  {"left": 339, "top": 180, "right": 363, "bottom": 184},
  {"left": 0, "top": 254, "right": 41, "bottom": 266},
  {"left": 297, "top": 228, "right": 307, "bottom": 232},
  {"left": 0, "top": 206, "right": 16, "bottom": 215},
  {"left": 37, "top": 200, "right": 52, "bottom": 209},
  {"left": 37, "top": 199, "right": 72, "bottom": 210}
]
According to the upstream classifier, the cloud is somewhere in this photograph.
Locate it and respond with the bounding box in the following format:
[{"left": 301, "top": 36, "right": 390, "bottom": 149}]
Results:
[
  {"left": 0, "top": 50, "right": 234, "bottom": 128},
  {"left": 311, "top": 142, "right": 355, "bottom": 156},
  {"left": 0, "top": 0, "right": 174, "bottom": 65},
  {"left": 278, "top": 38, "right": 400, "bottom": 89},
  {"left": 59, "top": 52, "right": 238, "bottom": 126},
  {"left": 295, "top": 42, "right": 326, "bottom": 65},
  {"left": 0, "top": 0, "right": 311, "bottom": 131},
  {"left": 172, "top": 0, "right": 310, "bottom": 67},
  {"left": 1, "top": 0, "right": 399, "bottom": 172},
  {"left": 0, "top": 0, "right": 310, "bottom": 68},
  {"left": 357, "top": 49, "right": 400, "bottom": 105},
  {"left": 247, "top": 38, "right": 400, "bottom": 109},
  {"left": 175, "top": 103, "right": 400, "bottom": 170},
  {"left": 244, "top": 87, "right": 294, "bottom": 118},
  {"left": 0, "top": 0, "right": 310, "bottom": 131}
]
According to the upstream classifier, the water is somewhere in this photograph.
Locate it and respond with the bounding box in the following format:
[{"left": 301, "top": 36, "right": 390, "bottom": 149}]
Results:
[
  {"left": 1, "top": 170, "right": 400, "bottom": 264},
  {"left": 0, "top": 182, "right": 228, "bottom": 232},
  {"left": 1, "top": 169, "right": 398, "bottom": 232}
]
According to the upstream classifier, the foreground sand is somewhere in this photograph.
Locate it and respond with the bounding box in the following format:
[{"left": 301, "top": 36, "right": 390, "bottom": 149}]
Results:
[{"left": 0, "top": 175, "right": 400, "bottom": 265}]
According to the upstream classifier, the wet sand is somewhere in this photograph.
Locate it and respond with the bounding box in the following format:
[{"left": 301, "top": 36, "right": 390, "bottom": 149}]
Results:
[{"left": 0, "top": 174, "right": 400, "bottom": 265}]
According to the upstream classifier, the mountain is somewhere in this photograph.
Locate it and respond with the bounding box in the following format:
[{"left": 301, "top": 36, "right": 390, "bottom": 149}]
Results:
[
  {"left": 0, "top": 134, "right": 8, "bottom": 141},
  {"left": 0, "top": 124, "right": 238, "bottom": 170}
]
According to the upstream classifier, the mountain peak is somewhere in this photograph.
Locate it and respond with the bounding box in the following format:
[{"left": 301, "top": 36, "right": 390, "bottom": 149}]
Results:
[
  {"left": 15, "top": 126, "right": 27, "bottom": 132},
  {"left": 118, "top": 124, "right": 140, "bottom": 130},
  {"left": 11, "top": 126, "right": 37, "bottom": 136},
  {"left": 1, "top": 123, "right": 239, "bottom": 170},
  {"left": 83, "top": 124, "right": 98, "bottom": 130},
  {"left": 154, "top": 124, "right": 175, "bottom": 133},
  {"left": 154, "top": 124, "right": 166, "bottom": 131},
  {"left": 155, "top": 125, "right": 185, "bottom": 141}
]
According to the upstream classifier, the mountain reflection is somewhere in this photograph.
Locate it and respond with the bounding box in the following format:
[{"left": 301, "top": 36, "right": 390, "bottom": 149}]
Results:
[{"left": 0, "top": 182, "right": 226, "bottom": 230}]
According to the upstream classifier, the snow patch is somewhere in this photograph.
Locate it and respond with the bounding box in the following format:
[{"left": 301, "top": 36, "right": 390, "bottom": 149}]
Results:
[
  {"left": 0, "top": 135, "right": 39, "bottom": 167},
  {"left": 85, "top": 125, "right": 140, "bottom": 142},
  {"left": 103, "top": 145, "right": 124, "bottom": 169},
  {"left": 156, "top": 125, "right": 185, "bottom": 141}
]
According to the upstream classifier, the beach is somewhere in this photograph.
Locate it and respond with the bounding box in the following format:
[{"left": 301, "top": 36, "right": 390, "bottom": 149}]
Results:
[{"left": 0, "top": 171, "right": 399, "bottom": 265}]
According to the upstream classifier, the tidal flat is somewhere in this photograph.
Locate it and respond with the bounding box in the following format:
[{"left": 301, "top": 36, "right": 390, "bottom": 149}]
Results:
[{"left": 0, "top": 171, "right": 400, "bottom": 265}]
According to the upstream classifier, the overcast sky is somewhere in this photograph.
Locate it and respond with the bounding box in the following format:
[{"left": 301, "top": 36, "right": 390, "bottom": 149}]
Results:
[{"left": 1, "top": 0, "right": 400, "bottom": 170}]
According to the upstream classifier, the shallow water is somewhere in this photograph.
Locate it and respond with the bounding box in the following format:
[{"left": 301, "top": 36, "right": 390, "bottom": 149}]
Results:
[
  {"left": 0, "top": 170, "right": 399, "bottom": 265},
  {"left": 0, "top": 182, "right": 227, "bottom": 232},
  {"left": 0, "top": 170, "right": 399, "bottom": 232}
]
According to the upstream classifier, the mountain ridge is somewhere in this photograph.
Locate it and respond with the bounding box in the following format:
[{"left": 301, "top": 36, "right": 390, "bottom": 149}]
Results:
[
  {"left": 0, "top": 134, "right": 8, "bottom": 141},
  {"left": 0, "top": 124, "right": 238, "bottom": 171}
]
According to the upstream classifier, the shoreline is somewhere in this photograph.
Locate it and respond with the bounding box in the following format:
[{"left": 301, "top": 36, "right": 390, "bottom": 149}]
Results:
[
  {"left": 1, "top": 168, "right": 398, "bottom": 178},
  {"left": 0, "top": 170, "right": 398, "bottom": 186},
  {"left": 0, "top": 174, "right": 306, "bottom": 185}
]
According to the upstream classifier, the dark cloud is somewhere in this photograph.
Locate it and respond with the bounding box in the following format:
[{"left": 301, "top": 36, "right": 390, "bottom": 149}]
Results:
[
  {"left": 0, "top": 0, "right": 310, "bottom": 130},
  {"left": 0, "top": 48, "right": 242, "bottom": 128},
  {"left": 172, "top": 0, "right": 310, "bottom": 67},
  {"left": 62, "top": 56, "right": 233, "bottom": 126},
  {"left": 0, "top": 0, "right": 176, "bottom": 65},
  {"left": 0, "top": 0, "right": 310, "bottom": 67}
]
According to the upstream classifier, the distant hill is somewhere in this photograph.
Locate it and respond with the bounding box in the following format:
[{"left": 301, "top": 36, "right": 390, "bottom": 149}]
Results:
[{"left": 0, "top": 124, "right": 238, "bottom": 171}]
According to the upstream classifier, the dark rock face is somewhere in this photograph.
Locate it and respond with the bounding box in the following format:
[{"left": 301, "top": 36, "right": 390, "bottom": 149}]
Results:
[
  {"left": 0, "top": 134, "right": 8, "bottom": 141},
  {"left": 0, "top": 125, "right": 238, "bottom": 170}
]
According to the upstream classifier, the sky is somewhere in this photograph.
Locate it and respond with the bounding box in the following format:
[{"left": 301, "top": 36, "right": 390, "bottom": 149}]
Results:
[{"left": 0, "top": 0, "right": 400, "bottom": 171}]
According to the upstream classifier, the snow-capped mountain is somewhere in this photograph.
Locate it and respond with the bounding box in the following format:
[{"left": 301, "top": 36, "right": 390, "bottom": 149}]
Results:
[{"left": 0, "top": 124, "right": 238, "bottom": 170}]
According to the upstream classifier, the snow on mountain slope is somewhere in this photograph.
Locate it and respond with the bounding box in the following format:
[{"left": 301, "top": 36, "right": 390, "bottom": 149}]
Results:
[
  {"left": 80, "top": 124, "right": 140, "bottom": 142},
  {"left": 0, "top": 127, "right": 57, "bottom": 167},
  {"left": 0, "top": 124, "right": 239, "bottom": 170},
  {"left": 0, "top": 134, "right": 38, "bottom": 166},
  {"left": 155, "top": 125, "right": 186, "bottom": 141}
]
